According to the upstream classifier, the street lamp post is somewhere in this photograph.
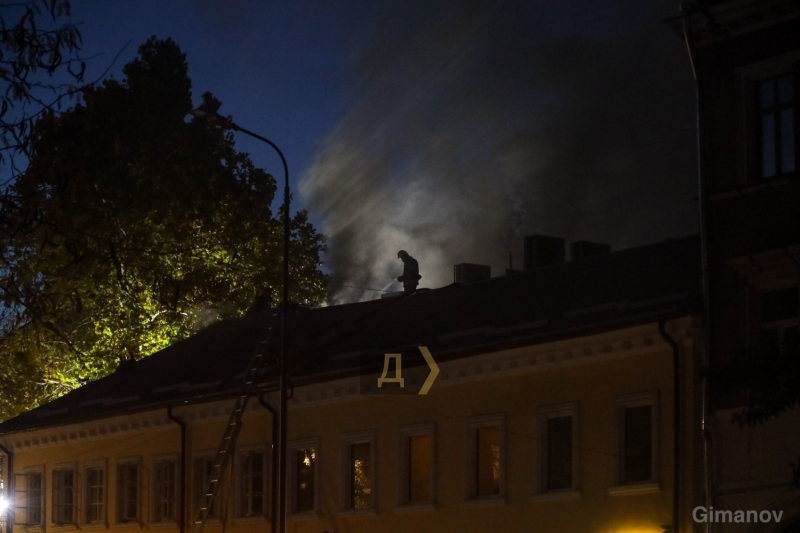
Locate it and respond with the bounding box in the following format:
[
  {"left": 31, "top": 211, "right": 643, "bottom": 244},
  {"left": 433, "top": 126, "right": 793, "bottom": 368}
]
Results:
[{"left": 189, "top": 109, "right": 290, "bottom": 533}]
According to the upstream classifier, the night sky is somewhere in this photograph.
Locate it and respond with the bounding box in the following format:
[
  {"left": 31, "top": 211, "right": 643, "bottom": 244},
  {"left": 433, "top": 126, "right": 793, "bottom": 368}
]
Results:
[{"left": 74, "top": 0, "right": 697, "bottom": 303}]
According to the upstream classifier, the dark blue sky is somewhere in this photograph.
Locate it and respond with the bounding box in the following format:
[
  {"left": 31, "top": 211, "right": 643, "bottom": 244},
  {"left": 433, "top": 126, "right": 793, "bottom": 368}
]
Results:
[{"left": 71, "top": 1, "right": 698, "bottom": 301}]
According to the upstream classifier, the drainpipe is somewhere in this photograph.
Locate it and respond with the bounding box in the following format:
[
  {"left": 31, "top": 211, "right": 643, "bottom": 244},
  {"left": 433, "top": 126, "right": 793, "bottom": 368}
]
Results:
[
  {"left": 660, "top": 321, "right": 681, "bottom": 533},
  {"left": 680, "top": 4, "right": 714, "bottom": 531},
  {"left": 258, "top": 393, "right": 278, "bottom": 533},
  {"left": 0, "top": 442, "right": 12, "bottom": 533},
  {"left": 166, "top": 407, "right": 186, "bottom": 533}
]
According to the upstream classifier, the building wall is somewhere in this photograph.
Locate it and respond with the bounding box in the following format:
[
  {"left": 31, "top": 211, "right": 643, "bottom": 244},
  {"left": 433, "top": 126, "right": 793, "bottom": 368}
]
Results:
[{"left": 2, "top": 319, "right": 701, "bottom": 533}]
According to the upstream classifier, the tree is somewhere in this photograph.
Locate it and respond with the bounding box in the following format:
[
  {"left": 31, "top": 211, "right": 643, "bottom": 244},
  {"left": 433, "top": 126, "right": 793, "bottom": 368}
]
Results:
[
  {"left": 0, "top": 37, "right": 327, "bottom": 420},
  {"left": 0, "top": 0, "right": 84, "bottom": 177}
]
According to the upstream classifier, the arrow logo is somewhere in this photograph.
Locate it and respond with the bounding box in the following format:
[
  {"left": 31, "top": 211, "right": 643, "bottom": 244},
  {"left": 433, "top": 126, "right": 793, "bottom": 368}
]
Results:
[{"left": 418, "top": 346, "right": 439, "bottom": 395}]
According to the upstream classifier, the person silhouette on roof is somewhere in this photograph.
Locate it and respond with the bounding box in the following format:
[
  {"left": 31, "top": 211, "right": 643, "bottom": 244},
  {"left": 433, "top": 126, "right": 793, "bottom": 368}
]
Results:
[{"left": 397, "top": 250, "right": 421, "bottom": 293}]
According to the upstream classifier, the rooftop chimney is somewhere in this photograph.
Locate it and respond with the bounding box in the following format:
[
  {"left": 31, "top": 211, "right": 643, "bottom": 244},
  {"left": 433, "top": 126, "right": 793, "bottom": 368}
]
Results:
[
  {"left": 570, "top": 241, "right": 611, "bottom": 261},
  {"left": 454, "top": 263, "right": 491, "bottom": 284},
  {"left": 523, "top": 235, "right": 565, "bottom": 270}
]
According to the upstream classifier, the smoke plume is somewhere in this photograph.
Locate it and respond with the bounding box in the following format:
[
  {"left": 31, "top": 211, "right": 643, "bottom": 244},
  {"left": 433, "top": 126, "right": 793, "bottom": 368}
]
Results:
[{"left": 300, "top": 0, "right": 697, "bottom": 304}]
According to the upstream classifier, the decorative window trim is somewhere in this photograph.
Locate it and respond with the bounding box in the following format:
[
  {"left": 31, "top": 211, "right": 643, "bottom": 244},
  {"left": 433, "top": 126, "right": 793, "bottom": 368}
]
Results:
[
  {"left": 535, "top": 402, "right": 580, "bottom": 495},
  {"left": 611, "top": 391, "right": 659, "bottom": 489},
  {"left": 397, "top": 422, "right": 436, "bottom": 508},
  {"left": 150, "top": 453, "right": 180, "bottom": 525},
  {"left": 51, "top": 461, "right": 77, "bottom": 527},
  {"left": 340, "top": 429, "right": 376, "bottom": 512},
  {"left": 83, "top": 459, "right": 107, "bottom": 528},
  {"left": 286, "top": 437, "right": 319, "bottom": 516},
  {"left": 235, "top": 444, "right": 269, "bottom": 520},
  {"left": 463, "top": 413, "right": 506, "bottom": 504}
]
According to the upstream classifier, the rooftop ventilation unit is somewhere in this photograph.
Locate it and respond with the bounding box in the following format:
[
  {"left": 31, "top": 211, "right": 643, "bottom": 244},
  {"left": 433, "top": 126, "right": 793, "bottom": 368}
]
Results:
[
  {"left": 523, "top": 235, "right": 565, "bottom": 270},
  {"left": 570, "top": 241, "right": 611, "bottom": 261},
  {"left": 454, "top": 263, "right": 491, "bottom": 284}
]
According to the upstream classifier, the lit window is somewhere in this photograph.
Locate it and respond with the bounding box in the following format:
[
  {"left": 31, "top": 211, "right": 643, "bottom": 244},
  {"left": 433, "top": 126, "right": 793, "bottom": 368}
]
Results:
[
  {"left": 239, "top": 450, "right": 266, "bottom": 517},
  {"left": 614, "top": 392, "right": 658, "bottom": 486},
  {"left": 757, "top": 74, "right": 795, "bottom": 178},
  {"left": 340, "top": 430, "right": 375, "bottom": 510},
  {"left": 288, "top": 438, "right": 318, "bottom": 514},
  {"left": 52, "top": 465, "right": 76, "bottom": 525},
  {"left": 466, "top": 413, "right": 505, "bottom": 500},
  {"left": 398, "top": 423, "right": 435, "bottom": 506},
  {"left": 85, "top": 462, "right": 106, "bottom": 524},
  {"left": 152, "top": 458, "right": 178, "bottom": 523}
]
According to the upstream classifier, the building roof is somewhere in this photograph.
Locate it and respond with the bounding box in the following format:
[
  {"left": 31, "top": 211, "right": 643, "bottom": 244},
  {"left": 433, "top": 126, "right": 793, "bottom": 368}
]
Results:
[{"left": 0, "top": 235, "right": 702, "bottom": 435}]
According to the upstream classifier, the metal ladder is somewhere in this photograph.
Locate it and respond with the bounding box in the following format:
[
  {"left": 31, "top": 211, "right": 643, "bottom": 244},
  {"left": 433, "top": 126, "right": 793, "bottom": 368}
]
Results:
[{"left": 187, "top": 313, "right": 278, "bottom": 533}]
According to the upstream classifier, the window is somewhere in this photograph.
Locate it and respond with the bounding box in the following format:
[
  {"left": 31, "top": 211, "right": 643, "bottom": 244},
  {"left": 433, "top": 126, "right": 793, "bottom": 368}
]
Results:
[
  {"left": 116, "top": 458, "right": 140, "bottom": 523},
  {"left": 52, "top": 464, "right": 76, "bottom": 525},
  {"left": 756, "top": 73, "right": 795, "bottom": 178},
  {"left": 536, "top": 403, "right": 579, "bottom": 494},
  {"left": 340, "top": 430, "right": 375, "bottom": 510},
  {"left": 193, "top": 455, "right": 222, "bottom": 520},
  {"left": 760, "top": 286, "right": 799, "bottom": 354},
  {"left": 287, "top": 438, "right": 318, "bottom": 514},
  {"left": 152, "top": 457, "right": 178, "bottom": 523},
  {"left": 238, "top": 449, "right": 266, "bottom": 517},
  {"left": 84, "top": 461, "right": 106, "bottom": 524},
  {"left": 398, "top": 423, "right": 435, "bottom": 506},
  {"left": 614, "top": 392, "right": 659, "bottom": 486},
  {"left": 25, "top": 468, "right": 44, "bottom": 526},
  {"left": 465, "top": 413, "right": 505, "bottom": 500}
]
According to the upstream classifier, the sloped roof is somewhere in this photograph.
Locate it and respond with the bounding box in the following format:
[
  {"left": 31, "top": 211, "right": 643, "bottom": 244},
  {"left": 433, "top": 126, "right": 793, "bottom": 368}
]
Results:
[{"left": 0, "top": 235, "right": 701, "bottom": 434}]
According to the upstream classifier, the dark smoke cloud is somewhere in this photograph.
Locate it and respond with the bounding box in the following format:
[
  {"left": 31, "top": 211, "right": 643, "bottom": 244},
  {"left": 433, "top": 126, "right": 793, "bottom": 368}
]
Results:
[{"left": 300, "top": 0, "right": 697, "bottom": 304}]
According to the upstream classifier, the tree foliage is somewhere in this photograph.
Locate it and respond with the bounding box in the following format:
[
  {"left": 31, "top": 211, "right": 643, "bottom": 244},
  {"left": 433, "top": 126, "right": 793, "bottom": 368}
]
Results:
[
  {"left": 0, "top": 0, "right": 84, "bottom": 176},
  {"left": 0, "top": 37, "right": 327, "bottom": 420}
]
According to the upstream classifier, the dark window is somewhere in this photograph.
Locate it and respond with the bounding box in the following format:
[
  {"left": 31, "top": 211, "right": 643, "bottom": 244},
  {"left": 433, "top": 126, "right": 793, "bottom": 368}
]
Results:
[
  {"left": 760, "top": 287, "right": 800, "bottom": 354},
  {"left": 295, "top": 448, "right": 315, "bottom": 512},
  {"left": 239, "top": 451, "right": 265, "bottom": 517},
  {"left": 152, "top": 460, "right": 177, "bottom": 522},
  {"left": 546, "top": 416, "right": 573, "bottom": 490},
  {"left": 85, "top": 466, "right": 105, "bottom": 523},
  {"left": 26, "top": 472, "right": 43, "bottom": 526},
  {"left": 52, "top": 468, "right": 75, "bottom": 524},
  {"left": 193, "top": 457, "right": 221, "bottom": 519},
  {"left": 757, "top": 74, "right": 795, "bottom": 178},
  {"left": 116, "top": 463, "right": 139, "bottom": 523},
  {"left": 408, "top": 435, "right": 431, "bottom": 503},
  {"left": 623, "top": 406, "right": 653, "bottom": 483}
]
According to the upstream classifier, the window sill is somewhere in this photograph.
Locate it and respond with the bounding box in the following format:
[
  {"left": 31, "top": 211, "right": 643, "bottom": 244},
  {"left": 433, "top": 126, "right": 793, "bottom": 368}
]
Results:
[
  {"left": 230, "top": 515, "right": 267, "bottom": 526},
  {"left": 531, "top": 489, "right": 581, "bottom": 502},
  {"left": 608, "top": 482, "right": 660, "bottom": 496},
  {"left": 460, "top": 495, "right": 507, "bottom": 508},
  {"left": 52, "top": 525, "right": 79, "bottom": 533},
  {"left": 146, "top": 521, "right": 179, "bottom": 530},
  {"left": 286, "top": 511, "right": 321, "bottom": 522},
  {"left": 394, "top": 502, "right": 436, "bottom": 514},
  {"left": 709, "top": 174, "right": 794, "bottom": 200},
  {"left": 338, "top": 507, "right": 377, "bottom": 517},
  {"left": 22, "top": 526, "right": 45, "bottom": 533},
  {"left": 114, "top": 522, "right": 143, "bottom": 530},
  {"left": 81, "top": 523, "right": 109, "bottom": 531}
]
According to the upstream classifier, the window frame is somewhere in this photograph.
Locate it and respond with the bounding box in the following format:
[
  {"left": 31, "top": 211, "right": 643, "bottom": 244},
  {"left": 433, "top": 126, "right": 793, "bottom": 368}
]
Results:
[
  {"left": 115, "top": 456, "right": 141, "bottom": 525},
  {"left": 397, "top": 422, "right": 435, "bottom": 508},
  {"left": 612, "top": 391, "right": 659, "bottom": 489},
  {"left": 535, "top": 403, "right": 580, "bottom": 495},
  {"left": 340, "top": 429, "right": 376, "bottom": 513},
  {"left": 24, "top": 465, "right": 45, "bottom": 528},
  {"left": 191, "top": 451, "right": 222, "bottom": 522},
  {"left": 464, "top": 413, "right": 506, "bottom": 503},
  {"left": 235, "top": 445, "right": 268, "bottom": 519},
  {"left": 51, "top": 462, "right": 77, "bottom": 527},
  {"left": 737, "top": 54, "right": 800, "bottom": 184},
  {"left": 83, "top": 459, "right": 107, "bottom": 526},
  {"left": 286, "top": 437, "right": 319, "bottom": 516},
  {"left": 151, "top": 454, "right": 179, "bottom": 525}
]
